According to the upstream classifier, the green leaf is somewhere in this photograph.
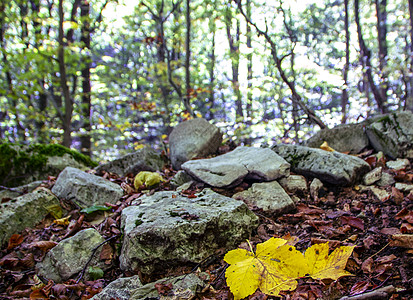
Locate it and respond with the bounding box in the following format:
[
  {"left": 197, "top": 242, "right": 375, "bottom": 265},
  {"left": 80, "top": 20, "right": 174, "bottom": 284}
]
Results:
[
  {"left": 88, "top": 266, "right": 104, "bottom": 280},
  {"left": 80, "top": 204, "right": 111, "bottom": 214}
]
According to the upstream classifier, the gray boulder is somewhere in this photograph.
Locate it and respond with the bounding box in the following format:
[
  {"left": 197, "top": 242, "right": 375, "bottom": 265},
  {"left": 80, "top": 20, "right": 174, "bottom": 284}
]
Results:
[
  {"left": 95, "top": 146, "right": 165, "bottom": 176},
  {"left": 271, "top": 144, "right": 370, "bottom": 186},
  {"left": 233, "top": 181, "right": 295, "bottom": 215},
  {"left": 119, "top": 189, "right": 258, "bottom": 275},
  {"left": 169, "top": 118, "right": 223, "bottom": 170},
  {"left": 366, "top": 112, "right": 413, "bottom": 159},
  {"left": 36, "top": 228, "right": 108, "bottom": 283},
  {"left": 91, "top": 275, "right": 142, "bottom": 300},
  {"left": 0, "top": 181, "right": 43, "bottom": 202},
  {"left": 51, "top": 167, "right": 123, "bottom": 209},
  {"left": 130, "top": 273, "right": 207, "bottom": 300},
  {"left": 0, "top": 188, "right": 60, "bottom": 246},
  {"left": 304, "top": 123, "right": 369, "bottom": 154},
  {"left": 182, "top": 146, "right": 290, "bottom": 188}
]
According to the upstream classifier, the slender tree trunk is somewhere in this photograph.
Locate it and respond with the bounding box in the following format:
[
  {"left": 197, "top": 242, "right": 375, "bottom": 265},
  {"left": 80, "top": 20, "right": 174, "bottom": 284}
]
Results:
[
  {"left": 355, "top": 0, "right": 387, "bottom": 114},
  {"left": 80, "top": 0, "right": 91, "bottom": 156},
  {"left": 237, "top": 2, "right": 326, "bottom": 129},
  {"left": 208, "top": 17, "right": 216, "bottom": 120},
  {"left": 246, "top": 0, "right": 252, "bottom": 124},
  {"left": 375, "top": 0, "right": 388, "bottom": 105},
  {"left": 58, "top": 0, "right": 73, "bottom": 147},
  {"left": 184, "top": 0, "right": 194, "bottom": 116},
  {"left": 225, "top": 7, "right": 243, "bottom": 120},
  {"left": 342, "top": 0, "right": 350, "bottom": 123},
  {"left": 406, "top": 0, "right": 413, "bottom": 111}
]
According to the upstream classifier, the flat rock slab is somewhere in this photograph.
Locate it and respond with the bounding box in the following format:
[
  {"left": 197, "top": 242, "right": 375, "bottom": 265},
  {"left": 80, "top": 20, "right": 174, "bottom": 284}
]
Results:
[
  {"left": 182, "top": 146, "right": 290, "bottom": 188},
  {"left": 119, "top": 189, "right": 258, "bottom": 275},
  {"left": 52, "top": 167, "right": 123, "bottom": 209},
  {"left": 36, "top": 228, "right": 108, "bottom": 283},
  {"left": 233, "top": 181, "right": 295, "bottom": 215},
  {"left": 95, "top": 147, "right": 165, "bottom": 176},
  {"left": 366, "top": 112, "right": 413, "bottom": 159},
  {"left": 169, "top": 118, "right": 223, "bottom": 170},
  {"left": 0, "top": 188, "right": 60, "bottom": 246},
  {"left": 271, "top": 144, "right": 370, "bottom": 186}
]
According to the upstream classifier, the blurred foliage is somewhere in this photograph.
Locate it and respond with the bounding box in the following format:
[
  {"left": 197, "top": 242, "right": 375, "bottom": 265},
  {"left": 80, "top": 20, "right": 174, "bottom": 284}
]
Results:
[{"left": 0, "top": 0, "right": 411, "bottom": 161}]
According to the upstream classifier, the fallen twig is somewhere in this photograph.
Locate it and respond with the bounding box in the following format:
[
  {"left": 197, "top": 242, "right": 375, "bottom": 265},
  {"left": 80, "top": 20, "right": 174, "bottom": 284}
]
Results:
[{"left": 339, "top": 285, "right": 396, "bottom": 300}]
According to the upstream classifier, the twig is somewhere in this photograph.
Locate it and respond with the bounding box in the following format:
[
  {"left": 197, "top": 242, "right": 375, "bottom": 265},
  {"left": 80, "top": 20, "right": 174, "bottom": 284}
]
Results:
[
  {"left": 0, "top": 185, "right": 25, "bottom": 195},
  {"left": 76, "top": 235, "right": 117, "bottom": 283},
  {"left": 339, "top": 285, "right": 396, "bottom": 300}
]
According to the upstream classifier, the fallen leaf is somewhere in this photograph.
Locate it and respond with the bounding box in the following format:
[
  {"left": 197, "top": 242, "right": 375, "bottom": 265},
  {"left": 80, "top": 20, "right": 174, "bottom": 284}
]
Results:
[
  {"left": 389, "top": 234, "right": 413, "bottom": 249},
  {"left": 53, "top": 215, "right": 71, "bottom": 226},
  {"left": 349, "top": 280, "right": 370, "bottom": 296},
  {"left": 134, "top": 171, "right": 164, "bottom": 189},
  {"left": 361, "top": 257, "right": 374, "bottom": 273},
  {"left": 7, "top": 234, "right": 24, "bottom": 250},
  {"left": 224, "top": 237, "right": 299, "bottom": 300},
  {"left": 341, "top": 216, "right": 364, "bottom": 231},
  {"left": 305, "top": 242, "right": 355, "bottom": 280},
  {"left": 320, "top": 141, "right": 335, "bottom": 152}
]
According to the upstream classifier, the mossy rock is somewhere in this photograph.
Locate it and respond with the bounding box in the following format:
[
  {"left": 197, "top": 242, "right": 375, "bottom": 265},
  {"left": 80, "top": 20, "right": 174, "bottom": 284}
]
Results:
[{"left": 0, "top": 143, "right": 98, "bottom": 187}]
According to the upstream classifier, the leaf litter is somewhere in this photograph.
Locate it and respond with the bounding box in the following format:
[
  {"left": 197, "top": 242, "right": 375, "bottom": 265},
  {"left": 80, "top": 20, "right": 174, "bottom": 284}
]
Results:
[{"left": 0, "top": 155, "right": 412, "bottom": 299}]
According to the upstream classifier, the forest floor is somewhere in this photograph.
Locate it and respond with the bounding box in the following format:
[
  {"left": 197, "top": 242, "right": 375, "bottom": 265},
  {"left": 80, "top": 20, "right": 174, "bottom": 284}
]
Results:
[{"left": 0, "top": 152, "right": 413, "bottom": 299}]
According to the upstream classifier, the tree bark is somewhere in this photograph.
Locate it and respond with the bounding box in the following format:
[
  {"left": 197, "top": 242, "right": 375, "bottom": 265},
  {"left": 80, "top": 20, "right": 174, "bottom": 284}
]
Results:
[
  {"left": 341, "top": 0, "right": 350, "bottom": 123},
  {"left": 225, "top": 6, "right": 243, "bottom": 120},
  {"left": 406, "top": 0, "right": 413, "bottom": 111},
  {"left": 354, "top": 0, "right": 387, "bottom": 114},
  {"left": 246, "top": 0, "right": 252, "bottom": 124},
  {"left": 80, "top": 0, "right": 91, "bottom": 156},
  {"left": 375, "top": 0, "right": 388, "bottom": 105},
  {"left": 58, "top": 0, "right": 73, "bottom": 147},
  {"left": 208, "top": 16, "right": 216, "bottom": 120},
  {"left": 184, "top": 0, "right": 194, "bottom": 116}
]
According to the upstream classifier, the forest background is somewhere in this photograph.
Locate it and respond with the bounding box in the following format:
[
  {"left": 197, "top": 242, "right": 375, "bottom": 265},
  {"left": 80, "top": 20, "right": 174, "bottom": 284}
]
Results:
[{"left": 0, "top": 0, "right": 412, "bottom": 162}]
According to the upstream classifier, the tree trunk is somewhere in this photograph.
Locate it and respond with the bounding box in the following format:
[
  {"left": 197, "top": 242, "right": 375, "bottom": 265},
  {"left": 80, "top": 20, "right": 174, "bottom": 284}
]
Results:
[
  {"left": 208, "top": 16, "right": 216, "bottom": 120},
  {"left": 80, "top": 0, "right": 91, "bottom": 156},
  {"left": 184, "top": 0, "right": 194, "bottom": 116},
  {"left": 354, "top": 0, "right": 387, "bottom": 114},
  {"left": 341, "top": 0, "right": 350, "bottom": 123},
  {"left": 58, "top": 0, "right": 73, "bottom": 147},
  {"left": 375, "top": 0, "right": 388, "bottom": 105},
  {"left": 406, "top": 0, "right": 413, "bottom": 111},
  {"left": 246, "top": 0, "right": 252, "bottom": 124},
  {"left": 225, "top": 7, "right": 243, "bottom": 120}
]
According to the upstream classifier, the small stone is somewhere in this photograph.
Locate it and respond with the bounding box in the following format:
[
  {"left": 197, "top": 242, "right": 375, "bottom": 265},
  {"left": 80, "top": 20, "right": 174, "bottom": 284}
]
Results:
[
  {"left": 363, "top": 167, "right": 382, "bottom": 185},
  {"left": 370, "top": 186, "right": 391, "bottom": 202},
  {"left": 278, "top": 175, "right": 308, "bottom": 195},
  {"left": 386, "top": 159, "right": 410, "bottom": 171},
  {"left": 91, "top": 275, "right": 142, "bottom": 300},
  {"left": 233, "top": 181, "right": 295, "bottom": 215},
  {"left": 395, "top": 183, "right": 413, "bottom": 192},
  {"left": 376, "top": 172, "right": 395, "bottom": 187},
  {"left": 310, "top": 178, "right": 323, "bottom": 200}
]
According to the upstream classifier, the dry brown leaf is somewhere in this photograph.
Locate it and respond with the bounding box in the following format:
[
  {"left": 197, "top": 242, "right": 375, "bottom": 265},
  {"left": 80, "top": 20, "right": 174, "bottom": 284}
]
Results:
[
  {"left": 7, "top": 234, "right": 24, "bottom": 250},
  {"left": 30, "top": 241, "right": 58, "bottom": 252},
  {"left": 361, "top": 257, "right": 374, "bottom": 273},
  {"left": 389, "top": 234, "right": 413, "bottom": 249}
]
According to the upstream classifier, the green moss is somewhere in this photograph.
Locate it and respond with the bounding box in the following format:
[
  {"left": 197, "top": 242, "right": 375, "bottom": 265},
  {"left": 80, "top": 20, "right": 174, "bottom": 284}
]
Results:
[{"left": 0, "top": 143, "right": 98, "bottom": 187}]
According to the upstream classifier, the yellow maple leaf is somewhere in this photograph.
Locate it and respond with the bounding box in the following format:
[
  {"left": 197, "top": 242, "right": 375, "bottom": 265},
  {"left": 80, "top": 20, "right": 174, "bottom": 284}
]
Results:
[
  {"left": 134, "top": 171, "right": 164, "bottom": 189},
  {"left": 305, "top": 242, "right": 355, "bottom": 280},
  {"left": 225, "top": 238, "right": 355, "bottom": 299},
  {"left": 224, "top": 238, "right": 301, "bottom": 300},
  {"left": 320, "top": 141, "right": 336, "bottom": 152}
]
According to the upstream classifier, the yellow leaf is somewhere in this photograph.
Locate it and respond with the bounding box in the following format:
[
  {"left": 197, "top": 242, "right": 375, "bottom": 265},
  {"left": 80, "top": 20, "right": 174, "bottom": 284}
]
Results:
[
  {"left": 224, "top": 238, "right": 299, "bottom": 299},
  {"left": 320, "top": 141, "right": 335, "bottom": 152},
  {"left": 53, "top": 215, "right": 71, "bottom": 226},
  {"left": 134, "top": 171, "right": 164, "bottom": 189},
  {"left": 305, "top": 243, "right": 355, "bottom": 280}
]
